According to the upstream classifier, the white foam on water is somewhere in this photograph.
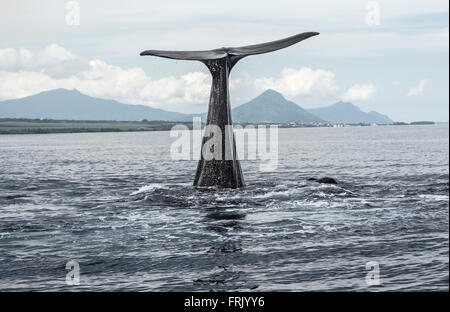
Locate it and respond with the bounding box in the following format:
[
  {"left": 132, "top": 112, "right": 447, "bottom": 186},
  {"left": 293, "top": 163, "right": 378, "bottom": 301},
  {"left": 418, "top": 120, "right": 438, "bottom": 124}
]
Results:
[
  {"left": 130, "top": 183, "right": 191, "bottom": 195},
  {"left": 130, "top": 183, "right": 163, "bottom": 195},
  {"left": 0, "top": 232, "right": 11, "bottom": 239},
  {"left": 253, "top": 188, "right": 300, "bottom": 199},
  {"left": 418, "top": 194, "right": 449, "bottom": 201}
]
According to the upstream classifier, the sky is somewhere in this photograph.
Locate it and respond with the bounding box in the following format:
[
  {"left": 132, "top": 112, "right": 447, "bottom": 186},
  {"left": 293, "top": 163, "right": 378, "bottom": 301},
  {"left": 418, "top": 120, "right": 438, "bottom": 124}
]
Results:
[{"left": 0, "top": 0, "right": 448, "bottom": 122}]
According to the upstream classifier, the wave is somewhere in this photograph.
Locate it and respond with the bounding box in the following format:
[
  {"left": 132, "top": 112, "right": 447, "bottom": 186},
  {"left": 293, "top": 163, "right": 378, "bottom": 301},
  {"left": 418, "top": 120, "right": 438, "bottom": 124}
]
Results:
[{"left": 130, "top": 183, "right": 191, "bottom": 196}]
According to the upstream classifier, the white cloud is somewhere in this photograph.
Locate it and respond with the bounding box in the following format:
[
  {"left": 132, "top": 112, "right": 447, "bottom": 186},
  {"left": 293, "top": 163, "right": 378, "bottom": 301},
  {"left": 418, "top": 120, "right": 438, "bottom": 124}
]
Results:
[
  {"left": 139, "top": 71, "right": 211, "bottom": 106},
  {"left": 407, "top": 79, "right": 429, "bottom": 96},
  {"left": 0, "top": 45, "right": 218, "bottom": 112},
  {"left": 18, "top": 48, "right": 33, "bottom": 66},
  {"left": 37, "top": 44, "right": 77, "bottom": 66},
  {"left": 0, "top": 70, "right": 59, "bottom": 100},
  {"left": 341, "top": 84, "right": 376, "bottom": 101},
  {"left": 253, "top": 67, "right": 338, "bottom": 98},
  {"left": 0, "top": 44, "right": 86, "bottom": 77},
  {"left": 0, "top": 48, "right": 17, "bottom": 69},
  {"left": 0, "top": 44, "right": 76, "bottom": 69},
  {"left": 179, "top": 72, "right": 212, "bottom": 103}
]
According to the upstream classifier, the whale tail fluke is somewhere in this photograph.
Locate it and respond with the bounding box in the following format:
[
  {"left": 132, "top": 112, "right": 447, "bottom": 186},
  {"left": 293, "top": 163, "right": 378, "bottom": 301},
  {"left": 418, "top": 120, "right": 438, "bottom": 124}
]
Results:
[{"left": 140, "top": 32, "right": 319, "bottom": 62}]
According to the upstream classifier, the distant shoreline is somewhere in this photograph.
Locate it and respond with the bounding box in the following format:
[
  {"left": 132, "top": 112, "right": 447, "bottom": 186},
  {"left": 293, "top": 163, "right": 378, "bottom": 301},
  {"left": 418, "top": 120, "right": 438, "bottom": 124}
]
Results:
[
  {"left": 0, "top": 119, "right": 194, "bottom": 135},
  {"left": 0, "top": 118, "right": 444, "bottom": 135}
]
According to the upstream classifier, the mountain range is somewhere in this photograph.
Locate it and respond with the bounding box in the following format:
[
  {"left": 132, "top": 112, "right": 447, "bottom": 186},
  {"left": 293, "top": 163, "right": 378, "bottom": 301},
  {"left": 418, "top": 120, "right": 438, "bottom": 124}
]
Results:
[
  {"left": 0, "top": 89, "right": 191, "bottom": 121},
  {"left": 232, "top": 89, "right": 324, "bottom": 123},
  {"left": 308, "top": 101, "right": 393, "bottom": 124},
  {"left": 0, "top": 88, "right": 394, "bottom": 124}
]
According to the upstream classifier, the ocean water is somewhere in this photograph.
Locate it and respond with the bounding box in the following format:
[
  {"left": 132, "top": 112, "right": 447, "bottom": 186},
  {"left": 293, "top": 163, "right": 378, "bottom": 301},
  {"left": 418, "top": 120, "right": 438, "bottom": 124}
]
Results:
[{"left": 0, "top": 125, "right": 448, "bottom": 291}]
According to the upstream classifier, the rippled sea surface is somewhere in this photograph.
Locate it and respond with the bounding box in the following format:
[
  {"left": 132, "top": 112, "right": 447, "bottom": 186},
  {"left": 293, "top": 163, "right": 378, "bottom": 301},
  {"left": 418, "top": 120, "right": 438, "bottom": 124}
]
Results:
[{"left": 0, "top": 125, "right": 448, "bottom": 291}]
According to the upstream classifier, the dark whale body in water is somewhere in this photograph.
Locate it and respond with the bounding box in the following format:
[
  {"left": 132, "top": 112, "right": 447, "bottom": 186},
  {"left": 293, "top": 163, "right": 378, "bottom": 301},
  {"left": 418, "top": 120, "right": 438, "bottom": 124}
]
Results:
[
  {"left": 141, "top": 32, "right": 319, "bottom": 188},
  {"left": 308, "top": 177, "right": 338, "bottom": 184}
]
